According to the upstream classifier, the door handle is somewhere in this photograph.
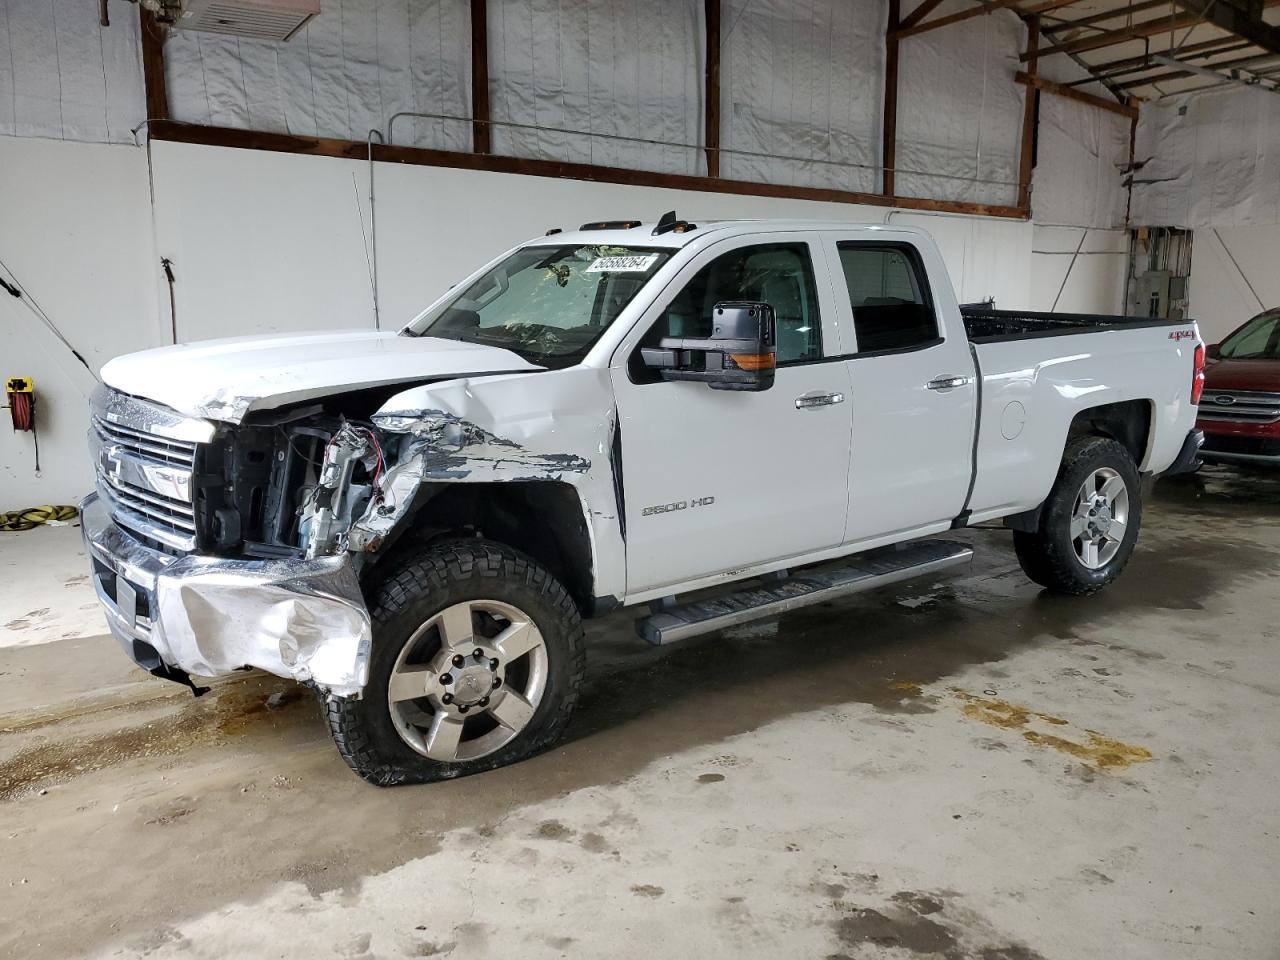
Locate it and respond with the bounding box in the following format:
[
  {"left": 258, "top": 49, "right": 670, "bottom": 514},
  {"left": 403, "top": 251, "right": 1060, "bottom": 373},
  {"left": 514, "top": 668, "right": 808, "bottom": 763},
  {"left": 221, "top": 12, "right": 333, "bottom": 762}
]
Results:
[
  {"left": 795, "top": 392, "right": 845, "bottom": 410},
  {"left": 926, "top": 375, "right": 973, "bottom": 392}
]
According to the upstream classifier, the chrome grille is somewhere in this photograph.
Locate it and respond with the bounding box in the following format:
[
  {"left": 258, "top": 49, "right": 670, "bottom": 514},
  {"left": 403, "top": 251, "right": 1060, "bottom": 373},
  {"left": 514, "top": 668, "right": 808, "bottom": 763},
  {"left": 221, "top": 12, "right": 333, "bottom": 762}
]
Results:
[
  {"left": 1199, "top": 390, "right": 1280, "bottom": 424},
  {"left": 93, "top": 417, "right": 198, "bottom": 468},
  {"left": 90, "top": 386, "right": 215, "bottom": 553}
]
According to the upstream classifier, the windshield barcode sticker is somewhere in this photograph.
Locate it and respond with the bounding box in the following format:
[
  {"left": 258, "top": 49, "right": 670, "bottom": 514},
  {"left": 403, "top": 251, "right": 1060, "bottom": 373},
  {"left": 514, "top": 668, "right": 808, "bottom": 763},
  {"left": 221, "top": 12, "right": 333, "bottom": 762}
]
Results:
[{"left": 586, "top": 254, "right": 659, "bottom": 273}]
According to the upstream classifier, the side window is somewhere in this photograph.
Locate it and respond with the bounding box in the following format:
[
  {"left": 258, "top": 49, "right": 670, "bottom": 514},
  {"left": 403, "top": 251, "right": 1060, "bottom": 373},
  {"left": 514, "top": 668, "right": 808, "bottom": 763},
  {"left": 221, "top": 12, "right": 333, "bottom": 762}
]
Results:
[
  {"left": 837, "top": 244, "right": 940, "bottom": 354},
  {"left": 644, "top": 242, "right": 823, "bottom": 365}
]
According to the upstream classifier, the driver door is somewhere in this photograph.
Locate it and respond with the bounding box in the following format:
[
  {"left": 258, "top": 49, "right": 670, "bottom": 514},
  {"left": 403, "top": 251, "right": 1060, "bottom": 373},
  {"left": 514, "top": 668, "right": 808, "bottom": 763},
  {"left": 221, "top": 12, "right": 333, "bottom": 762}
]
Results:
[{"left": 610, "top": 233, "right": 853, "bottom": 597}]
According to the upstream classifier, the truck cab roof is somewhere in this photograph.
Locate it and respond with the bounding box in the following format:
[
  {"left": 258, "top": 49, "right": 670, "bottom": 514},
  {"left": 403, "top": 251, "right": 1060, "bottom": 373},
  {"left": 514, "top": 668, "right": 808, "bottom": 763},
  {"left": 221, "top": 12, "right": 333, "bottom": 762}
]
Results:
[{"left": 534, "top": 219, "right": 929, "bottom": 250}]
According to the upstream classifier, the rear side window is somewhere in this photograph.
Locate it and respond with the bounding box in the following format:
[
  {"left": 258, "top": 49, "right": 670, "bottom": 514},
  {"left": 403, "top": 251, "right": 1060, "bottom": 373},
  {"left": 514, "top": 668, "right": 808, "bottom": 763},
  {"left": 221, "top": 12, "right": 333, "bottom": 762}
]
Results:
[
  {"left": 837, "top": 244, "right": 939, "bottom": 354},
  {"left": 646, "top": 242, "right": 822, "bottom": 364}
]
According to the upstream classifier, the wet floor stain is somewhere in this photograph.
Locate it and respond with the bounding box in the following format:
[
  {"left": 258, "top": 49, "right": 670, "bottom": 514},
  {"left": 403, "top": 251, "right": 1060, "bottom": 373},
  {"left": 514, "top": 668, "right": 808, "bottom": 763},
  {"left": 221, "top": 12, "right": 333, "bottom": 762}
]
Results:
[
  {"left": 831, "top": 888, "right": 1044, "bottom": 960},
  {"left": 953, "top": 691, "right": 1069, "bottom": 730},
  {"left": 949, "top": 690, "right": 1153, "bottom": 772},
  {"left": 0, "top": 679, "right": 316, "bottom": 801},
  {"left": 1021, "top": 730, "right": 1153, "bottom": 770},
  {"left": 535, "top": 819, "right": 573, "bottom": 840}
]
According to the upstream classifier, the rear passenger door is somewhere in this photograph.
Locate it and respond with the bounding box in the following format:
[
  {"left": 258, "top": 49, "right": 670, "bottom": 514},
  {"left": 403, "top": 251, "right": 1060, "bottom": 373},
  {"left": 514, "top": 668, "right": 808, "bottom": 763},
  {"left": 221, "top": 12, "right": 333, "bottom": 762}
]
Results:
[{"left": 823, "top": 238, "right": 977, "bottom": 544}]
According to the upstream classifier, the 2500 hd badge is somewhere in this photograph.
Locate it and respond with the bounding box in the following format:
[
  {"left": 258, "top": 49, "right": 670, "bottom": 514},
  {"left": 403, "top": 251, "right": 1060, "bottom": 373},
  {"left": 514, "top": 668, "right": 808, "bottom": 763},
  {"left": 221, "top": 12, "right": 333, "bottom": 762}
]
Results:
[{"left": 642, "top": 496, "right": 716, "bottom": 517}]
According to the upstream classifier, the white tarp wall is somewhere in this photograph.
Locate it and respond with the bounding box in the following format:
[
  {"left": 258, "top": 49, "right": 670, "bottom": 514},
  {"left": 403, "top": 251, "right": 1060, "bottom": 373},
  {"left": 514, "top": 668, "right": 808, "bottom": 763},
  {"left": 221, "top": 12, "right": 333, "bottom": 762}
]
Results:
[
  {"left": 1133, "top": 85, "right": 1280, "bottom": 338},
  {"left": 1032, "top": 95, "right": 1130, "bottom": 229},
  {"left": 1132, "top": 85, "right": 1280, "bottom": 228},
  {"left": 718, "top": 0, "right": 883, "bottom": 192},
  {"left": 160, "top": 0, "right": 1029, "bottom": 203},
  {"left": 0, "top": 0, "right": 143, "bottom": 143},
  {"left": 2, "top": 0, "right": 1126, "bottom": 221},
  {"left": 1030, "top": 55, "right": 1130, "bottom": 229},
  {"left": 896, "top": 0, "right": 1024, "bottom": 207},
  {"left": 487, "top": 0, "right": 704, "bottom": 174},
  {"left": 165, "top": 0, "right": 472, "bottom": 150}
]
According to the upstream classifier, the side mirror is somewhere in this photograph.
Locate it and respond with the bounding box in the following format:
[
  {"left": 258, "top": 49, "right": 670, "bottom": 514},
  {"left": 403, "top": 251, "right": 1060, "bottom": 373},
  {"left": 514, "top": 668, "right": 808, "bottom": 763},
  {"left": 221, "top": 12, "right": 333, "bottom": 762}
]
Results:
[
  {"left": 641, "top": 302, "right": 777, "bottom": 392},
  {"left": 1206, "top": 343, "right": 1221, "bottom": 360}
]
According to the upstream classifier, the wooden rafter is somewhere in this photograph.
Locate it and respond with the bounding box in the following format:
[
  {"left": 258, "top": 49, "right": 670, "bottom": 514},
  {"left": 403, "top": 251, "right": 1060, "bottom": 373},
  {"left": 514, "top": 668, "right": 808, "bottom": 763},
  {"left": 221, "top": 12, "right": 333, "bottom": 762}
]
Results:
[
  {"left": 1043, "top": 0, "right": 1172, "bottom": 34},
  {"left": 894, "top": 0, "right": 1079, "bottom": 40},
  {"left": 705, "top": 0, "right": 721, "bottom": 178},
  {"left": 898, "top": 0, "right": 947, "bottom": 32},
  {"left": 140, "top": 5, "right": 168, "bottom": 121},
  {"left": 1015, "top": 71, "right": 1140, "bottom": 115},
  {"left": 145, "top": 121, "right": 1028, "bottom": 220},
  {"left": 1024, "top": 10, "right": 1207, "bottom": 61},
  {"left": 883, "top": 0, "right": 900, "bottom": 196},
  {"left": 470, "top": 0, "right": 490, "bottom": 154},
  {"left": 1016, "top": 16, "right": 1039, "bottom": 210}
]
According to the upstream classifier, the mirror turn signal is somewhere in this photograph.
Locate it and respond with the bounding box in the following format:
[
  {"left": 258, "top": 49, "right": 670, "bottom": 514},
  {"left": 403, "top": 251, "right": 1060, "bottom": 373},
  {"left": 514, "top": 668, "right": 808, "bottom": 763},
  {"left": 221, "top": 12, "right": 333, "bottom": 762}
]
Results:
[{"left": 641, "top": 302, "right": 777, "bottom": 392}]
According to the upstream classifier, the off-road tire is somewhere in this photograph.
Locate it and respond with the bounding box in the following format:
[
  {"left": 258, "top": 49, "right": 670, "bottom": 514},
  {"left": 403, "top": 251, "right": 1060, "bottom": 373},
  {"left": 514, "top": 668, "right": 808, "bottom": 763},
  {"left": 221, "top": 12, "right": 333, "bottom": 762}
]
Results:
[
  {"left": 326, "top": 539, "right": 586, "bottom": 786},
  {"left": 1013, "top": 436, "right": 1143, "bottom": 596}
]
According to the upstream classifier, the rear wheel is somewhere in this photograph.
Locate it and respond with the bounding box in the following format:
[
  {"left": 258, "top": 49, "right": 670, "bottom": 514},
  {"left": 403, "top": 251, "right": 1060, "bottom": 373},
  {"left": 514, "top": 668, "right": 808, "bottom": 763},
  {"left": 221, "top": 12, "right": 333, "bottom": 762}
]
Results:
[
  {"left": 326, "top": 540, "right": 586, "bottom": 785},
  {"left": 1013, "top": 436, "right": 1142, "bottom": 595}
]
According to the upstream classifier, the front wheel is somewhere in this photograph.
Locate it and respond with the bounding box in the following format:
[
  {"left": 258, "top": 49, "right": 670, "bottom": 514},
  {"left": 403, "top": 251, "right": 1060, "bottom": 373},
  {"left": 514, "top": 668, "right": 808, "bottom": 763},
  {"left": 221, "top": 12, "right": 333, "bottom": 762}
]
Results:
[
  {"left": 326, "top": 540, "right": 586, "bottom": 785},
  {"left": 1013, "top": 436, "right": 1143, "bottom": 595}
]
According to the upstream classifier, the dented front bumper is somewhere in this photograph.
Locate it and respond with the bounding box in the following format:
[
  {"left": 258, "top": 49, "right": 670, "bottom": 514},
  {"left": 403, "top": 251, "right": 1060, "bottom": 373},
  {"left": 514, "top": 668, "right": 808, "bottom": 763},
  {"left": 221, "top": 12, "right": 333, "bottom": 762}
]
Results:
[{"left": 80, "top": 493, "right": 372, "bottom": 696}]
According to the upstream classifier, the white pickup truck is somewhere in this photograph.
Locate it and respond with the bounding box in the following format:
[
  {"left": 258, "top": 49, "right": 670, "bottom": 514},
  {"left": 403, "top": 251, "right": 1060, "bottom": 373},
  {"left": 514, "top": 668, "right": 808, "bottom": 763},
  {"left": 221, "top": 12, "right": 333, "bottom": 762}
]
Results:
[{"left": 82, "top": 216, "right": 1206, "bottom": 785}]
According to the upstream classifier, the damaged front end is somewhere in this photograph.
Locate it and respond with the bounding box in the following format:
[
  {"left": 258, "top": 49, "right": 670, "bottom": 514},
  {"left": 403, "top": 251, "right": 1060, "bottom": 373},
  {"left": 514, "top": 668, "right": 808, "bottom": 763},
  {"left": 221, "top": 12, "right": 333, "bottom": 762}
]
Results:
[
  {"left": 83, "top": 387, "right": 395, "bottom": 697},
  {"left": 83, "top": 369, "right": 614, "bottom": 698}
]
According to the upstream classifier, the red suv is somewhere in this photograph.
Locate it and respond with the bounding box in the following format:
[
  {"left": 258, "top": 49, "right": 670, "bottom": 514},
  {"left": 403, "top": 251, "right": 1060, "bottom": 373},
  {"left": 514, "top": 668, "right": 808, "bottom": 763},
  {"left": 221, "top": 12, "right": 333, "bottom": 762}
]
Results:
[{"left": 1198, "top": 308, "right": 1280, "bottom": 466}]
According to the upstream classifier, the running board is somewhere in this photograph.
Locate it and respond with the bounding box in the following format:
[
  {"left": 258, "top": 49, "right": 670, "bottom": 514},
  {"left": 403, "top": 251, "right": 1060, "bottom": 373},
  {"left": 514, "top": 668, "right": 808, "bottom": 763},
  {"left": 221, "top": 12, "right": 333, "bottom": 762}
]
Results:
[{"left": 636, "top": 540, "right": 973, "bottom": 646}]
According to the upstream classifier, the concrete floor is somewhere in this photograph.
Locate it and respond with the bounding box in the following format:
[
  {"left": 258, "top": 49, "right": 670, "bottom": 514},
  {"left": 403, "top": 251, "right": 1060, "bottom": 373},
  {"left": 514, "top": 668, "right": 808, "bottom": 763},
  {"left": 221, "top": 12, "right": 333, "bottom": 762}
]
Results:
[
  {"left": 1, "top": 465, "right": 1277, "bottom": 960},
  {"left": 1, "top": 523, "right": 103, "bottom": 649}
]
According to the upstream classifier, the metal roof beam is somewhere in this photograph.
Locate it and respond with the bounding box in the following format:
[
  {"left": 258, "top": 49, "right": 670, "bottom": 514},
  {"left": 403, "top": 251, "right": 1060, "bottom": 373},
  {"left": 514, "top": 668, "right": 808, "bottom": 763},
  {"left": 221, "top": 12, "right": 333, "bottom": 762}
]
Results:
[
  {"left": 1078, "top": 36, "right": 1250, "bottom": 77},
  {"left": 1119, "top": 48, "right": 1280, "bottom": 86},
  {"left": 1149, "top": 50, "right": 1280, "bottom": 91},
  {"left": 1171, "top": 0, "right": 1280, "bottom": 54},
  {"left": 1023, "top": 0, "right": 1280, "bottom": 61}
]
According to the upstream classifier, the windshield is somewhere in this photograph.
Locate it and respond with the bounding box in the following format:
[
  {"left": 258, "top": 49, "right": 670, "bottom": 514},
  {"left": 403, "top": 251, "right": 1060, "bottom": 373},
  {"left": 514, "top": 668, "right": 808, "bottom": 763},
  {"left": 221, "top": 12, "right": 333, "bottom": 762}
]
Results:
[
  {"left": 1220, "top": 310, "right": 1280, "bottom": 360},
  {"left": 405, "top": 244, "right": 673, "bottom": 367}
]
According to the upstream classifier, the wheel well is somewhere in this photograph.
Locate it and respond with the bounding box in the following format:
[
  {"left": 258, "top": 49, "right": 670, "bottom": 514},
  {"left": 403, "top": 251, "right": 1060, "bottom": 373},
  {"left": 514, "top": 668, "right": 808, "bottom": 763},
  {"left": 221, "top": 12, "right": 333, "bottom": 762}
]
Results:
[
  {"left": 1066, "top": 400, "right": 1152, "bottom": 467},
  {"left": 1004, "top": 399, "right": 1152, "bottom": 534},
  {"left": 384, "top": 481, "right": 595, "bottom": 614}
]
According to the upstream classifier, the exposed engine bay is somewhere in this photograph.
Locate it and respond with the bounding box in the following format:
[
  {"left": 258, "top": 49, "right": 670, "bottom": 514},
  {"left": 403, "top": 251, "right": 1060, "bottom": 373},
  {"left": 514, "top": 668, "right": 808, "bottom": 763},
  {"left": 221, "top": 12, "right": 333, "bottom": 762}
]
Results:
[{"left": 195, "top": 403, "right": 391, "bottom": 563}]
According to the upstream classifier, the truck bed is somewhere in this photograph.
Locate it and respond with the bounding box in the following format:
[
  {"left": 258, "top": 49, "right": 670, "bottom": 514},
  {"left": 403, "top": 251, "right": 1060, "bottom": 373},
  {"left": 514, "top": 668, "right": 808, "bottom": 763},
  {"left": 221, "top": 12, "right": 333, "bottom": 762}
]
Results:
[{"left": 961, "top": 307, "right": 1183, "bottom": 344}]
